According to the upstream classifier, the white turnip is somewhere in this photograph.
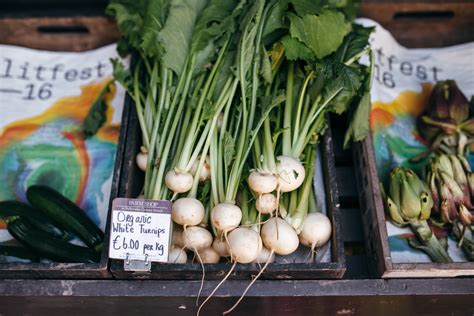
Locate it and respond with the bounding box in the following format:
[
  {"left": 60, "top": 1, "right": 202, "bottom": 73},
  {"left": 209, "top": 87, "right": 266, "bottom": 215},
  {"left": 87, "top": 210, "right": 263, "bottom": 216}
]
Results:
[
  {"left": 172, "top": 197, "right": 205, "bottom": 227},
  {"left": 196, "top": 247, "right": 221, "bottom": 264},
  {"left": 211, "top": 203, "right": 242, "bottom": 233},
  {"left": 298, "top": 212, "right": 332, "bottom": 249},
  {"left": 255, "top": 193, "right": 278, "bottom": 214},
  {"left": 165, "top": 170, "right": 193, "bottom": 193},
  {"left": 248, "top": 171, "right": 278, "bottom": 194},
  {"left": 261, "top": 217, "right": 299, "bottom": 255},
  {"left": 276, "top": 155, "right": 305, "bottom": 193},
  {"left": 169, "top": 247, "right": 187, "bottom": 264}
]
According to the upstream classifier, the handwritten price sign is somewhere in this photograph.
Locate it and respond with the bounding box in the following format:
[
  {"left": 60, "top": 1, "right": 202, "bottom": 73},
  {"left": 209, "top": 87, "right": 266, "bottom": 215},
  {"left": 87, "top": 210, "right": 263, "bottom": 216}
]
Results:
[{"left": 109, "top": 198, "right": 172, "bottom": 263}]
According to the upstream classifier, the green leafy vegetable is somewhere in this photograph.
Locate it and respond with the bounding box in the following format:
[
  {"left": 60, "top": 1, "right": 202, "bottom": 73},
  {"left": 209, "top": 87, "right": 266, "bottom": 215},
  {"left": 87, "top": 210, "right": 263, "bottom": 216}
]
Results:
[
  {"left": 106, "top": 0, "right": 147, "bottom": 56},
  {"left": 140, "top": 0, "right": 169, "bottom": 58},
  {"left": 288, "top": 10, "right": 351, "bottom": 59},
  {"left": 334, "top": 24, "right": 374, "bottom": 63},
  {"left": 280, "top": 35, "right": 314, "bottom": 61},
  {"left": 343, "top": 49, "right": 375, "bottom": 148},
  {"left": 157, "top": 0, "right": 208, "bottom": 75}
]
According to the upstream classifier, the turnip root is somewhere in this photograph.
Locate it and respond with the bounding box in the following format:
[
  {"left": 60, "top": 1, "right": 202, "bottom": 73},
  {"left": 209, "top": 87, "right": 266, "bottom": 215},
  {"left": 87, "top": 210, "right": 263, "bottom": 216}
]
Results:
[
  {"left": 165, "top": 170, "right": 193, "bottom": 193},
  {"left": 196, "top": 247, "right": 220, "bottom": 264},
  {"left": 198, "top": 228, "right": 262, "bottom": 315},
  {"left": 136, "top": 149, "right": 148, "bottom": 172},
  {"left": 190, "top": 156, "right": 211, "bottom": 182},
  {"left": 248, "top": 171, "right": 278, "bottom": 194},
  {"left": 183, "top": 226, "right": 213, "bottom": 251},
  {"left": 211, "top": 203, "right": 242, "bottom": 233},
  {"left": 255, "top": 193, "right": 278, "bottom": 214},
  {"left": 169, "top": 247, "right": 187, "bottom": 263},
  {"left": 172, "top": 197, "right": 205, "bottom": 227},
  {"left": 227, "top": 227, "right": 262, "bottom": 264},
  {"left": 172, "top": 226, "right": 185, "bottom": 248},
  {"left": 261, "top": 217, "right": 299, "bottom": 255},
  {"left": 298, "top": 212, "right": 332, "bottom": 249},
  {"left": 276, "top": 156, "right": 305, "bottom": 192},
  {"left": 253, "top": 246, "right": 275, "bottom": 264},
  {"left": 212, "top": 238, "right": 230, "bottom": 257}
]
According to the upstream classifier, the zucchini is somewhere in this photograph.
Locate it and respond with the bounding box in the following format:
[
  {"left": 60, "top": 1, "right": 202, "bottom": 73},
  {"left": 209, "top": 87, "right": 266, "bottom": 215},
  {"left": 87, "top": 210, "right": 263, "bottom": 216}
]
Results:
[
  {"left": 7, "top": 218, "right": 100, "bottom": 263},
  {"left": 26, "top": 185, "right": 104, "bottom": 250},
  {"left": 0, "top": 200, "right": 72, "bottom": 240},
  {"left": 0, "top": 245, "right": 40, "bottom": 262}
]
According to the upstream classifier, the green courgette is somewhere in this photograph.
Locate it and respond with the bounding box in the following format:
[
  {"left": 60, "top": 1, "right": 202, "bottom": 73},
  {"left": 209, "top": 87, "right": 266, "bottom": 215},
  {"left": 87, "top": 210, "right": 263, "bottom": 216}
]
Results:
[
  {"left": 26, "top": 185, "right": 104, "bottom": 251},
  {"left": 7, "top": 218, "right": 100, "bottom": 263},
  {"left": 0, "top": 245, "right": 40, "bottom": 262},
  {"left": 0, "top": 200, "right": 72, "bottom": 240}
]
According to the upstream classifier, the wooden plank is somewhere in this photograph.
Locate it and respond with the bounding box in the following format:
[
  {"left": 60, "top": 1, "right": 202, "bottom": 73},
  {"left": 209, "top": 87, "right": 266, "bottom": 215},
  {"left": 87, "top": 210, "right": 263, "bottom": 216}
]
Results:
[
  {"left": 0, "top": 16, "right": 119, "bottom": 51},
  {"left": 1, "top": 295, "right": 473, "bottom": 316},
  {"left": 0, "top": 278, "right": 473, "bottom": 297},
  {"left": 360, "top": 2, "right": 474, "bottom": 47},
  {"left": 344, "top": 255, "right": 370, "bottom": 279},
  {"left": 341, "top": 208, "right": 364, "bottom": 243},
  {"left": 336, "top": 167, "right": 359, "bottom": 198}
]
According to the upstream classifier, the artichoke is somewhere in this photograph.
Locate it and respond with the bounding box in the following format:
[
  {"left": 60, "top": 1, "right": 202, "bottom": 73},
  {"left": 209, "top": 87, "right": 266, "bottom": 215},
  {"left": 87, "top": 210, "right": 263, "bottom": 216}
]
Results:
[
  {"left": 384, "top": 167, "right": 452, "bottom": 263},
  {"left": 426, "top": 154, "right": 474, "bottom": 260},
  {"left": 386, "top": 167, "right": 432, "bottom": 225},
  {"left": 418, "top": 80, "right": 474, "bottom": 156}
]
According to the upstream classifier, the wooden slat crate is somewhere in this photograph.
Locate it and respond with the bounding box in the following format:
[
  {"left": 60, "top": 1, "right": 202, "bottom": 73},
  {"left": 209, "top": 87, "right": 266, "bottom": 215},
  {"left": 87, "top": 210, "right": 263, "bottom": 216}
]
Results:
[
  {"left": 355, "top": 0, "right": 474, "bottom": 278},
  {"left": 108, "top": 101, "right": 346, "bottom": 280}
]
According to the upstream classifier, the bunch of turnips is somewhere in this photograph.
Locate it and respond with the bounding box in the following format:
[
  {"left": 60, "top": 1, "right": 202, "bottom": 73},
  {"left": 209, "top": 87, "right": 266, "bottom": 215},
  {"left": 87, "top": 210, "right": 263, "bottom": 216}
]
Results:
[{"left": 108, "top": 0, "right": 373, "bottom": 313}]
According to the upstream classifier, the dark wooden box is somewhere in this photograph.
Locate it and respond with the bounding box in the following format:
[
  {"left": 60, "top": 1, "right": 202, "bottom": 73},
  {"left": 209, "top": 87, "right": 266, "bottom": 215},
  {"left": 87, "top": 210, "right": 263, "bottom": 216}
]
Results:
[
  {"left": 354, "top": 0, "right": 474, "bottom": 278},
  {"left": 109, "top": 99, "right": 346, "bottom": 280},
  {"left": 0, "top": 15, "right": 122, "bottom": 279}
]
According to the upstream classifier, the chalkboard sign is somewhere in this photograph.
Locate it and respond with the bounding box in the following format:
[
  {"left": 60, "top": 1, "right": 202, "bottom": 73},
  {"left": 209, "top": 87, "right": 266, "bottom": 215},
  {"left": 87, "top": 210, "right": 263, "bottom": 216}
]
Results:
[{"left": 109, "top": 198, "right": 172, "bottom": 264}]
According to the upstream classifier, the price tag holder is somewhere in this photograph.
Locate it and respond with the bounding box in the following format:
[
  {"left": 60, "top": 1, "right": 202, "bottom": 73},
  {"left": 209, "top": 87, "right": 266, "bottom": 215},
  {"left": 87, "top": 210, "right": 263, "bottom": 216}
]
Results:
[{"left": 109, "top": 198, "right": 172, "bottom": 272}]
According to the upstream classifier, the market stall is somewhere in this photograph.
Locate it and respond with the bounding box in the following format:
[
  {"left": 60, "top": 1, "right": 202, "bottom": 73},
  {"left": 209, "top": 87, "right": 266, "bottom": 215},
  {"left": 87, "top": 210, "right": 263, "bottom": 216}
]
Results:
[{"left": 0, "top": 0, "right": 472, "bottom": 315}]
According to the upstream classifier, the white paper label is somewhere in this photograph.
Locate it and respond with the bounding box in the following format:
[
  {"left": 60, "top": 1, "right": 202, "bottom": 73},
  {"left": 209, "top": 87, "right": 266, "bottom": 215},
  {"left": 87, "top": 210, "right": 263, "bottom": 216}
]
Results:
[{"left": 109, "top": 198, "right": 172, "bottom": 263}]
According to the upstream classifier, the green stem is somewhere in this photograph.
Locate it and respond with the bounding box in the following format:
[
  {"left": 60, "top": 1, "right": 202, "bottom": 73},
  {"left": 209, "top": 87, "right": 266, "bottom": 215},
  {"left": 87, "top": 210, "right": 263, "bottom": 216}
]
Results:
[
  {"left": 152, "top": 59, "right": 195, "bottom": 199},
  {"left": 282, "top": 62, "right": 294, "bottom": 156},
  {"left": 344, "top": 48, "right": 370, "bottom": 66},
  {"left": 133, "top": 66, "right": 150, "bottom": 149},
  {"left": 263, "top": 118, "right": 276, "bottom": 172},
  {"left": 210, "top": 126, "right": 220, "bottom": 206},
  {"left": 292, "top": 71, "right": 314, "bottom": 148},
  {"left": 156, "top": 62, "right": 188, "bottom": 158},
  {"left": 253, "top": 137, "right": 263, "bottom": 170},
  {"left": 177, "top": 42, "right": 230, "bottom": 170},
  {"left": 308, "top": 184, "right": 317, "bottom": 213},
  {"left": 409, "top": 221, "right": 453, "bottom": 263},
  {"left": 241, "top": 189, "right": 250, "bottom": 226},
  {"left": 289, "top": 148, "right": 316, "bottom": 232},
  {"left": 293, "top": 88, "right": 342, "bottom": 158},
  {"left": 288, "top": 190, "right": 298, "bottom": 217},
  {"left": 185, "top": 78, "right": 234, "bottom": 172}
]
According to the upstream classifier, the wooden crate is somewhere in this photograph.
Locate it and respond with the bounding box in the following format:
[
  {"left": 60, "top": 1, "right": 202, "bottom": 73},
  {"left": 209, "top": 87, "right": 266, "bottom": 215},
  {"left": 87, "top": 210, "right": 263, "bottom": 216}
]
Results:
[
  {"left": 360, "top": 0, "right": 474, "bottom": 48},
  {"left": 355, "top": 0, "right": 474, "bottom": 278},
  {"left": 0, "top": 15, "right": 122, "bottom": 279},
  {"left": 109, "top": 100, "right": 346, "bottom": 280}
]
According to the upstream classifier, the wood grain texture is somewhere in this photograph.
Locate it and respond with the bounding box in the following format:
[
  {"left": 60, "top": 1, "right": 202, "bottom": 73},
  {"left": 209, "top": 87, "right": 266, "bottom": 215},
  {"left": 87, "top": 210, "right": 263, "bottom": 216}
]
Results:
[
  {"left": 0, "top": 16, "right": 119, "bottom": 51},
  {"left": 360, "top": 2, "right": 474, "bottom": 47}
]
